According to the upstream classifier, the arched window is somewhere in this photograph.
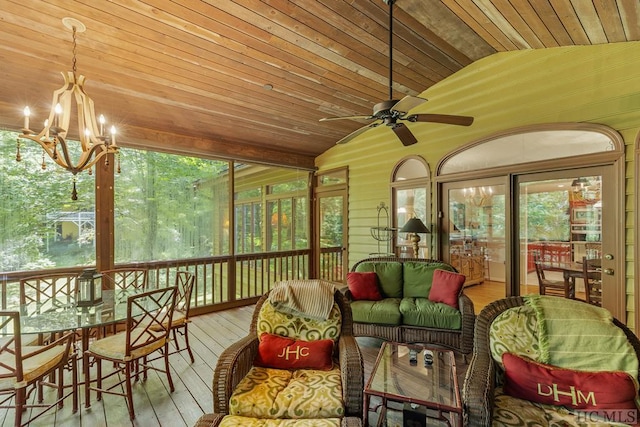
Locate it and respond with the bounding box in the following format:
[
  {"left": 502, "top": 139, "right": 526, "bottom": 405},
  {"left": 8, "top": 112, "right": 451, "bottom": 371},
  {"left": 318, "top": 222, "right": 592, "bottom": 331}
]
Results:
[{"left": 391, "top": 156, "right": 431, "bottom": 258}]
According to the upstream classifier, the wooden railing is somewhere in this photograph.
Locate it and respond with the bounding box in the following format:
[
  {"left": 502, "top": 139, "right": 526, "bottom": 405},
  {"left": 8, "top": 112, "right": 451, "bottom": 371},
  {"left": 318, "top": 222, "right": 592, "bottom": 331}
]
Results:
[
  {"left": 319, "top": 246, "right": 344, "bottom": 283},
  {"left": 0, "top": 249, "right": 311, "bottom": 312}
]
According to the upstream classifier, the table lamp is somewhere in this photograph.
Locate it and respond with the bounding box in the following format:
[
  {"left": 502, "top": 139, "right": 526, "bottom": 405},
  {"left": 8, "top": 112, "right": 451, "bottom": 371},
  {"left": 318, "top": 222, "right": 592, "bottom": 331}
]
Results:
[{"left": 400, "top": 217, "right": 430, "bottom": 258}]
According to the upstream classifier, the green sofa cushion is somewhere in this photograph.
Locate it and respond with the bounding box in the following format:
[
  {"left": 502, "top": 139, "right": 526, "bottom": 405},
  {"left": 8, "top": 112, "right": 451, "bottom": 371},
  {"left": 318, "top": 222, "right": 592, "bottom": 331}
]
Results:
[
  {"left": 399, "top": 298, "right": 461, "bottom": 330},
  {"left": 402, "top": 262, "right": 455, "bottom": 298},
  {"left": 354, "top": 261, "right": 403, "bottom": 298},
  {"left": 350, "top": 299, "right": 402, "bottom": 325}
]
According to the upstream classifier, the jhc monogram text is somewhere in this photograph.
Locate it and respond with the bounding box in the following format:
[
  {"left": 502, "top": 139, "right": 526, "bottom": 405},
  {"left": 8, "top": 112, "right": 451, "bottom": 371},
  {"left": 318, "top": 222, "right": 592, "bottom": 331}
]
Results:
[{"left": 277, "top": 346, "right": 310, "bottom": 360}]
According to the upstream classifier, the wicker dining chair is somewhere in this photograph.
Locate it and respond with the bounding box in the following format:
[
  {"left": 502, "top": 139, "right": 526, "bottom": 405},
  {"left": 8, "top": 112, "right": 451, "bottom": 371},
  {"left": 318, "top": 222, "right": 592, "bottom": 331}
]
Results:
[
  {"left": 195, "top": 285, "right": 363, "bottom": 427},
  {"left": 582, "top": 256, "right": 602, "bottom": 306},
  {"left": 0, "top": 311, "right": 78, "bottom": 427},
  {"left": 83, "top": 286, "right": 177, "bottom": 420}
]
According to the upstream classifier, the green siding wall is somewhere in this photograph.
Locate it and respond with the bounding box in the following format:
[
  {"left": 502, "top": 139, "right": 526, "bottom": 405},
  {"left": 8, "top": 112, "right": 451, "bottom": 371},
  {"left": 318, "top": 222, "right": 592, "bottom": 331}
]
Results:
[{"left": 315, "top": 41, "right": 640, "bottom": 324}]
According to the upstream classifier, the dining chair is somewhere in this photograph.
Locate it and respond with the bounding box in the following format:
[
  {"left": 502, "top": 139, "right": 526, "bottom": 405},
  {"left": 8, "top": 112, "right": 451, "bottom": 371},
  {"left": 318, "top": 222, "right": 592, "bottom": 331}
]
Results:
[
  {"left": 100, "top": 267, "right": 149, "bottom": 299},
  {"left": 20, "top": 272, "right": 79, "bottom": 313},
  {"left": 582, "top": 256, "right": 602, "bottom": 306},
  {"left": 533, "top": 252, "right": 574, "bottom": 298},
  {"left": 83, "top": 286, "right": 178, "bottom": 420},
  {"left": 152, "top": 270, "right": 195, "bottom": 363},
  {"left": 19, "top": 272, "right": 80, "bottom": 345},
  {"left": 0, "top": 311, "right": 78, "bottom": 427}
]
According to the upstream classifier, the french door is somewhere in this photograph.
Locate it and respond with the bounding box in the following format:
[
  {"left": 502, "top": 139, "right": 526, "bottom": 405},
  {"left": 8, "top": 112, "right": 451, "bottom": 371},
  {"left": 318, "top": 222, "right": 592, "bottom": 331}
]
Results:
[{"left": 441, "top": 165, "right": 622, "bottom": 318}]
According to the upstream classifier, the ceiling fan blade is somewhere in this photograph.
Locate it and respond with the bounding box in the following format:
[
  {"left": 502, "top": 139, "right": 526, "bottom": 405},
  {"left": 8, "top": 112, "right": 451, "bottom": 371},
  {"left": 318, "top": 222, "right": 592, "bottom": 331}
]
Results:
[
  {"left": 391, "top": 96, "right": 428, "bottom": 114},
  {"left": 406, "top": 114, "right": 474, "bottom": 126},
  {"left": 392, "top": 123, "right": 418, "bottom": 146},
  {"left": 320, "top": 115, "right": 374, "bottom": 122},
  {"left": 336, "top": 122, "right": 381, "bottom": 144}
]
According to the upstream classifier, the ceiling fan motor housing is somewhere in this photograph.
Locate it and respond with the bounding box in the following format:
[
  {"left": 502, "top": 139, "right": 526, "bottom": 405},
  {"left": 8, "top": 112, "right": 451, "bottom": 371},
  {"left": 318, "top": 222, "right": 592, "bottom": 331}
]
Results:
[{"left": 373, "top": 100, "right": 400, "bottom": 117}]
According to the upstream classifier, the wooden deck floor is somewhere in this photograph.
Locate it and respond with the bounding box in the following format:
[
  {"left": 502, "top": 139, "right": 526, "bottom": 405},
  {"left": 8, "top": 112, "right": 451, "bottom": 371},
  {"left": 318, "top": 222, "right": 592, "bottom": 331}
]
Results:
[{"left": 5, "top": 304, "right": 469, "bottom": 427}]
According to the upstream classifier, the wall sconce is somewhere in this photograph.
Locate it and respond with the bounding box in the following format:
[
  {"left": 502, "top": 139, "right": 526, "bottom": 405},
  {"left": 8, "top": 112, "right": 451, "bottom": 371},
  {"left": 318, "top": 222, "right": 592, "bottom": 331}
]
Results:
[
  {"left": 77, "top": 268, "right": 102, "bottom": 307},
  {"left": 400, "top": 217, "right": 430, "bottom": 258}
]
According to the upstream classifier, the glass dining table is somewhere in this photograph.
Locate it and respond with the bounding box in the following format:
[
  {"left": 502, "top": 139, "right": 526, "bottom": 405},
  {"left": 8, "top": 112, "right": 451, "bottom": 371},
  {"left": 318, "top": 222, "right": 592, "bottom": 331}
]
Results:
[{"left": 17, "top": 289, "right": 137, "bottom": 353}]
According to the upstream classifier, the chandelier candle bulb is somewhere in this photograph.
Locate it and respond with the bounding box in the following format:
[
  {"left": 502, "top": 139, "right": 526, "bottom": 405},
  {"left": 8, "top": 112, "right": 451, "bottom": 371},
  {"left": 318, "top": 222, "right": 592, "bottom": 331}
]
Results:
[
  {"left": 23, "top": 106, "right": 30, "bottom": 130},
  {"left": 99, "top": 114, "right": 105, "bottom": 136},
  {"left": 110, "top": 126, "right": 117, "bottom": 145}
]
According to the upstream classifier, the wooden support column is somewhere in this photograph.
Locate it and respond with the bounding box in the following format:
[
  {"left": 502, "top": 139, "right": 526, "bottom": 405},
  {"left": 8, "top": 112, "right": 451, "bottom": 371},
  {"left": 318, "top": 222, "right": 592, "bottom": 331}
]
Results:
[{"left": 95, "top": 153, "right": 115, "bottom": 272}]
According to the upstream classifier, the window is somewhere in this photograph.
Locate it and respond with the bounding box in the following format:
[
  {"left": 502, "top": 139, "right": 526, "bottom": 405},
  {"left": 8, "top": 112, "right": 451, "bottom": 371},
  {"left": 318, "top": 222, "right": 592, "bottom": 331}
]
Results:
[
  {"left": 391, "top": 157, "right": 431, "bottom": 258},
  {"left": 0, "top": 130, "right": 96, "bottom": 271},
  {"left": 114, "top": 148, "right": 230, "bottom": 262}
]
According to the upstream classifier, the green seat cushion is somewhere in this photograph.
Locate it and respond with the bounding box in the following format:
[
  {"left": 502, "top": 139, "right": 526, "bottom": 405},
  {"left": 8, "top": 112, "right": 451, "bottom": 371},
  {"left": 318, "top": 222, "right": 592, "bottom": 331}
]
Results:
[
  {"left": 402, "top": 262, "right": 455, "bottom": 298},
  {"left": 399, "top": 298, "right": 461, "bottom": 330},
  {"left": 354, "top": 261, "right": 403, "bottom": 298},
  {"left": 350, "top": 299, "right": 402, "bottom": 325}
]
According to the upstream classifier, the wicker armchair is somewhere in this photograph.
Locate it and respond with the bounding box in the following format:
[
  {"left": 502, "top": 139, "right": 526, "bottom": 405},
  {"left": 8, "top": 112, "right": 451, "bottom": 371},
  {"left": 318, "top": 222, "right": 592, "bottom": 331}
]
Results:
[
  {"left": 195, "top": 287, "right": 363, "bottom": 427},
  {"left": 462, "top": 296, "right": 640, "bottom": 426}
]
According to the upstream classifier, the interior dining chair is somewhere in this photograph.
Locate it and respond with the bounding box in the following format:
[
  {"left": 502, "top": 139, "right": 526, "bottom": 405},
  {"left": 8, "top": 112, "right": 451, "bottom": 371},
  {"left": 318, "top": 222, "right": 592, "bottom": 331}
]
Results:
[
  {"left": 83, "top": 286, "right": 178, "bottom": 420},
  {"left": 533, "top": 252, "right": 574, "bottom": 298},
  {"left": 582, "top": 256, "right": 602, "bottom": 306},
  {"left": 0, "top": 311, "right": 78, "bottom": 427},
  {"left": 152, "top": 270, "right": 195, "bottom": 363}
]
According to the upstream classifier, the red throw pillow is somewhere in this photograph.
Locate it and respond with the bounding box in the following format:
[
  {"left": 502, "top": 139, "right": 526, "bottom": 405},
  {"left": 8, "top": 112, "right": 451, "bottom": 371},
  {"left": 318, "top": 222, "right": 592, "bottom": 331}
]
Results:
[
  {"left": 347, "top": 272, "right": 383, "bottom": 301},
  {"left": 503, "top": 352, "right": 638, "bottom": 410},
  {"left": 428, "top": 269, "right": 465, "bottom": 309},
  {"left": 254, "top": 333, "right": 334, "bottom": 370}
]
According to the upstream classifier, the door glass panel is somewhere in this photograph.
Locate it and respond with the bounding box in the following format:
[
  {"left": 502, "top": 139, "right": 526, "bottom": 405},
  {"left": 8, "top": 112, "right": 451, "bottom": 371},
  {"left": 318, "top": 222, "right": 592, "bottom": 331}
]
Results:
[
  {"left": 319, "top": 195, "right": 344, "bottom": 282},
  {"left": 447, "top": 184, "right": 506, "bottom": 306},
  {"left": 519, "top": 175, "right": 602, "bottom": 302}
]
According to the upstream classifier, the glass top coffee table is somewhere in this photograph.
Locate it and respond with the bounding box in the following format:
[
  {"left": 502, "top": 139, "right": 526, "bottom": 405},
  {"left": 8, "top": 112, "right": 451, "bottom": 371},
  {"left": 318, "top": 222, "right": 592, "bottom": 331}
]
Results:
[{"left": 364, "top": 342, "right": 462, "bottom": 427}]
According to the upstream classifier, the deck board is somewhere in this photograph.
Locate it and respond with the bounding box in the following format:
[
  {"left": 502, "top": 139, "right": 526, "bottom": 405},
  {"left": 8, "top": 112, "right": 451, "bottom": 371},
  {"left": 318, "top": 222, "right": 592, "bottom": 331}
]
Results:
[{"left": 6, "top": 304, "right": 467, "bottom": 427}]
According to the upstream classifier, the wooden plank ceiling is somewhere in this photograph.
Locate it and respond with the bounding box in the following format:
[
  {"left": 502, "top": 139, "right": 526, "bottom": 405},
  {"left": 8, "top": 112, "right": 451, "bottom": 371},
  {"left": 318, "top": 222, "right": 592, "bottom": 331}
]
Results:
[{"left": 0, "top": 0, "right": 638, "bottom": 169}]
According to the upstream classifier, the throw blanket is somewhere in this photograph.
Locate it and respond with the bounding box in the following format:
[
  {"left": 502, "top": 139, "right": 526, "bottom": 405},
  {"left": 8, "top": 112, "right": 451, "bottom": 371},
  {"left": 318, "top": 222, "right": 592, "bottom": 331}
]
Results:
[
  {"left": 268, "top": 280, "right": 336, "bottom": 321},
  {"left": 526, "top": 295, "right": 639, "bottom": 380}
]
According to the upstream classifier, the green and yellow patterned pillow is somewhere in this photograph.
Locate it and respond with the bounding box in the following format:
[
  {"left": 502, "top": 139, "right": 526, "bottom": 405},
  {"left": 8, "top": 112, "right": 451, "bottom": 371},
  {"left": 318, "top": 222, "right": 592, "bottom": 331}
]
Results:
[
  {"left": 489, "top": 304, "right": 540, "bottom": 368},
  {"left": 257, "top": 300, "right": 342, "bottom": 342}
]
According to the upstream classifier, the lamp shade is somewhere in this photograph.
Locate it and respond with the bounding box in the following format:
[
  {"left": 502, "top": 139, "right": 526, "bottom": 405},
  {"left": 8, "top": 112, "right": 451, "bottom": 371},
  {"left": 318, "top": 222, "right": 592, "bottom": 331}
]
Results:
[{"left": 400, "top": 217, "right": 431, "bottom": 234}]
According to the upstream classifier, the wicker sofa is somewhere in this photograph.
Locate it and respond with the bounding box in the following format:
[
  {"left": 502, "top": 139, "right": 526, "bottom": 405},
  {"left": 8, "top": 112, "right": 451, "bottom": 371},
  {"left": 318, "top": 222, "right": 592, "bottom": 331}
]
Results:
[
  {"left": 462, "top": 296, "right": 640, "bottom": 426},
  {"left": 346, "top": 257, "right": 475, "bottom": 355},
  {"left": 194, "top": 285, "right": 363, "bottom": 427}
]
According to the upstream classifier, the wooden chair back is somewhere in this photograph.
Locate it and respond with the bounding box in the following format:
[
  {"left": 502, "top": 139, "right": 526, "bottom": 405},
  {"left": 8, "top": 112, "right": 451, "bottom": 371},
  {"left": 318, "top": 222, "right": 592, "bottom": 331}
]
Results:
[
  {"left": 125, "top": 286, "right": 177, "bottom": 357},
  {"left": 19, "top": 273, "right": 79, "bottom": 313},
  {"left": 582, "top": 256, "right": 602, "bottom": 306},
  {"left": 175, "top": 271, "right": 194, "bottom": 318},
  {"left": 101, "top": 268, "right": 148, "bottom": 296}
]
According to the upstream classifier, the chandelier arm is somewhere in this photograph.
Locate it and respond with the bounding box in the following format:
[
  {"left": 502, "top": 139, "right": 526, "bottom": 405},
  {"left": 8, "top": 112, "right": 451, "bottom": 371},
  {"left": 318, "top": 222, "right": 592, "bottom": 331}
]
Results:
[{"left": 55, "top": 137, "right": 112, "bottom": 174}]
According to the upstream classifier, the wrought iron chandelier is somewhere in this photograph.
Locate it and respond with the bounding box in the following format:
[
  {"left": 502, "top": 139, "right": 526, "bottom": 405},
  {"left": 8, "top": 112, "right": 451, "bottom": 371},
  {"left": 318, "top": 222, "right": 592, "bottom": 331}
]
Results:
[{"left": 17, "top": 17, "right": 120, "bottom": 200}]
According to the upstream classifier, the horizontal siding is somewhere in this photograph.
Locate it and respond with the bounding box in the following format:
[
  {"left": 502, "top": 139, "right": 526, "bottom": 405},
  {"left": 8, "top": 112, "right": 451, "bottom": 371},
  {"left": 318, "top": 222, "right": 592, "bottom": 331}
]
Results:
[{"left": 316, "top": 41, "right": 640, "bottom": 324}]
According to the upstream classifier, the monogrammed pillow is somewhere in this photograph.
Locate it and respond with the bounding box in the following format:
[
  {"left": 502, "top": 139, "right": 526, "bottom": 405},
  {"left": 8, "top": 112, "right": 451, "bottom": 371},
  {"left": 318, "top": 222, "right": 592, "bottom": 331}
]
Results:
[
  {"left": 503, "top": 352, "right": 638, "bottom": 410},
  {"left": 254, "top": 332, "right": 334, "bottom": 370}
]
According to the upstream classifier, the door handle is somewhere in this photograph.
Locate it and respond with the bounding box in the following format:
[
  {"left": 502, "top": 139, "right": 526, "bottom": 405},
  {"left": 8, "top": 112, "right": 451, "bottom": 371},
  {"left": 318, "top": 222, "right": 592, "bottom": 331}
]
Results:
[{"left": 603, "top": 268, "right": 614, "bottom": 276}]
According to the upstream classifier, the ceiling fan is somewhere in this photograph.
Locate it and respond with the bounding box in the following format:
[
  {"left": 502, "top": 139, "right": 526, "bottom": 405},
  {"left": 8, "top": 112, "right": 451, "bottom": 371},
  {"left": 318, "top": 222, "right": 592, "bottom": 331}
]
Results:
[{"left": 320, "top": 0, "right": 474, "bottom": 146}]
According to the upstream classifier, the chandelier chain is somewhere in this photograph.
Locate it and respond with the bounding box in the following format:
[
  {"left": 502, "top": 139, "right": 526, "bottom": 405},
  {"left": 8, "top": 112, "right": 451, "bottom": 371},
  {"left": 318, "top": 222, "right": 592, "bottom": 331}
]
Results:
[{"left": 72, "top": 26, "right": 78, "bottom": 78}]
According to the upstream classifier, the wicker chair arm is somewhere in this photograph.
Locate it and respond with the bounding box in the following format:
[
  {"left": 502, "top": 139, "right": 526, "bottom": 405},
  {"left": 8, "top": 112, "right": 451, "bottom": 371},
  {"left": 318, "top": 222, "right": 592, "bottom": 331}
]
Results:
[
  {"left": 212, "top": 333, "right": 259, "bottom": 414},
  {"left": 458, "top": 293, "right": 476, "bottom": 355},
  {"left": 338, "top": 335, "right": 363, "bottom": 417}
]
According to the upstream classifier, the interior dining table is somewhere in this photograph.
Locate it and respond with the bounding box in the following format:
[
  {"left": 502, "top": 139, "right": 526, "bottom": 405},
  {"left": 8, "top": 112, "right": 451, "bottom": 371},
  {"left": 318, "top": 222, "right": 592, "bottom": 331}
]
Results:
[{"left": 539, "top": 258, "right": 602, "bottom": 296}]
